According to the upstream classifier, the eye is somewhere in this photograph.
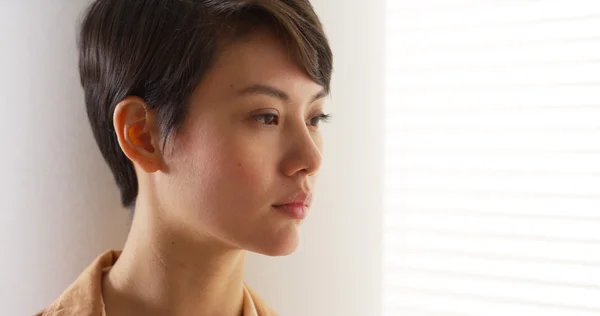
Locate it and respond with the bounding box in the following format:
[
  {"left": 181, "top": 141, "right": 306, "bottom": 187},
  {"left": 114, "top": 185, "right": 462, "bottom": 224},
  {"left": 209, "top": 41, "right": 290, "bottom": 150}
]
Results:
[
  {"left": 253, "top": 113, "right": 279, "bottom": 126},
  {"left": 307, "top": 113, "right": 331, "bottom": 127}
]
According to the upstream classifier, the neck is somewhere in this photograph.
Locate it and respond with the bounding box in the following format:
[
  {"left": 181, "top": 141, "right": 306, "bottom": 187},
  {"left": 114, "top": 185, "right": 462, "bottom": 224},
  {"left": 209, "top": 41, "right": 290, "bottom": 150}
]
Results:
[{"left": 103, "top": 202, "right": 246, "bottom": 316}]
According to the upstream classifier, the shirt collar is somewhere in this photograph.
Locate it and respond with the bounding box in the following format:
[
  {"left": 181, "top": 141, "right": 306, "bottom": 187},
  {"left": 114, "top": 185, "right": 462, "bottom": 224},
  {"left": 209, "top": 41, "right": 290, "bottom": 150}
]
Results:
[{"left": 37, "top": 250, "right": 275, "bottom": 316}]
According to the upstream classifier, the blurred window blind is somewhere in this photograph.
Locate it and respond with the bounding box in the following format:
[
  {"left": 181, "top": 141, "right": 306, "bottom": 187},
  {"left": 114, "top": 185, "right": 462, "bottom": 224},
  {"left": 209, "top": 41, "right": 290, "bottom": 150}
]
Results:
[{"left": 383, "top": 1, "right": 600, "bottom": 315}]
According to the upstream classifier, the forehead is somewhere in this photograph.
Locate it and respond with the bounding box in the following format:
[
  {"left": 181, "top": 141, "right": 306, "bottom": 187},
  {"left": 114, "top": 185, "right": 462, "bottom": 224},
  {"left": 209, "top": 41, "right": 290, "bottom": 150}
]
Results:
[{"left": 200, "top": 29, "right": 324, "bottom": 100}]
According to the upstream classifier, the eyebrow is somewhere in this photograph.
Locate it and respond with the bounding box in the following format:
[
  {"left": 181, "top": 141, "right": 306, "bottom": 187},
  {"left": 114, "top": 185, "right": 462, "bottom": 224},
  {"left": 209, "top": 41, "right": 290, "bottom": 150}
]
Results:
[{"left": 237, "top": 84, "right": 327, "bottom": 103}]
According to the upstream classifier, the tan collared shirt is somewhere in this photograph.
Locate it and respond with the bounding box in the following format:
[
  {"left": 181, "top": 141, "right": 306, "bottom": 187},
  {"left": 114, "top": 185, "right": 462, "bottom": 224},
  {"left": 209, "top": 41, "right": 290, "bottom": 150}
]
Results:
[{"left": 36, "top": 250, "right": 276, "bottom": 316}]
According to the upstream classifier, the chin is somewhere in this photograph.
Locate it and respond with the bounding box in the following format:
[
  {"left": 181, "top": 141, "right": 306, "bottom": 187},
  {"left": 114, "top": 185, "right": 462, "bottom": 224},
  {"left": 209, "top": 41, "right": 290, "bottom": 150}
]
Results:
[{"left": 249, "top": 226, "right": 300, "bottom": 257}]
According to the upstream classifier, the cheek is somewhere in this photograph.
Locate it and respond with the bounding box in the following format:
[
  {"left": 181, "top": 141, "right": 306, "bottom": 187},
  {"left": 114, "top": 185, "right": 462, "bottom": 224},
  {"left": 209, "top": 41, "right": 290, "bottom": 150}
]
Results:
[
  {"left": 176, "top": 126, "right": 275, "bottom": 201},
  {"left": 165, "top": 109, "right": 286, "bottom": 215},
  {"left": 233, "top": 159, "right": 263, "bottom": 186},
  {"left": 220, "top": 141, "right": 276, "bottom": 193}
]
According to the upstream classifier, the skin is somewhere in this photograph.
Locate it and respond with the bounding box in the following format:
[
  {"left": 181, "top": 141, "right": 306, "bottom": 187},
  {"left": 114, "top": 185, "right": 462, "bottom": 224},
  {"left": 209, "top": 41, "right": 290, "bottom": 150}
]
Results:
[{"left": 102, "top": 28, "right": 328, "bottom": 316}]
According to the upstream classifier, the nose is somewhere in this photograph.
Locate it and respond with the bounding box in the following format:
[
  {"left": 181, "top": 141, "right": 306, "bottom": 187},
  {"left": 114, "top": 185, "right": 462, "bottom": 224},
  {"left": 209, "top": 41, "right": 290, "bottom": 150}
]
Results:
[{"left": 280, "top": 123, "right": 323, "bottom": 178}]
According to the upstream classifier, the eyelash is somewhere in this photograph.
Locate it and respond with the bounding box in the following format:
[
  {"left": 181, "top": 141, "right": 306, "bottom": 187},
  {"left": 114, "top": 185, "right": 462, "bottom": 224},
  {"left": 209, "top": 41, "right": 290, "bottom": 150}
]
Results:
[
  {"left": 253, "top": 113, "right": 279, "bottom": 126},
  {"left": 253, "top": 113, "right": 331, "bottom": 127},
  {"left": 308, "top": 113, "right": 331, "bottom": 127}
]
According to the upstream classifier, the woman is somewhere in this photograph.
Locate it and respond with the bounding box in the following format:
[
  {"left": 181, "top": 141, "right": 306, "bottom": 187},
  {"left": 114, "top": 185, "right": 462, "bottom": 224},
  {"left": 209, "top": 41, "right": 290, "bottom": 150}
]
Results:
[{"left": 37, "top": 0, "right": 332, "bottom": 315}]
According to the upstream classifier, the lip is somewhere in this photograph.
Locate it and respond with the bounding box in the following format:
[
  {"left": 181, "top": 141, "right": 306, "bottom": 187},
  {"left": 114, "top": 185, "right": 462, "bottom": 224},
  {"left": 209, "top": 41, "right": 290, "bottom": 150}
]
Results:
[
  {"left": 273, "top": 192, "right": 312, "bottom": 220},
  {"left": 273, "top": 203, "right": 309, "bottom": 220}
]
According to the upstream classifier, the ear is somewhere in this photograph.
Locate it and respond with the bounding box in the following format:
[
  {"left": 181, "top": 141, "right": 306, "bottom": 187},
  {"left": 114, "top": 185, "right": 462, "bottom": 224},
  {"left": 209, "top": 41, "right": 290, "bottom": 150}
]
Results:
[{"left": 113, "top": 96, "right": 163, "bottom": 173}]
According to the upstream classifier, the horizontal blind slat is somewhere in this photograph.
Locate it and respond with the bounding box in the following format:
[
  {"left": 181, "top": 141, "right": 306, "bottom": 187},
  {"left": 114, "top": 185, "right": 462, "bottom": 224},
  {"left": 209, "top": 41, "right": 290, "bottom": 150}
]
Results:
[
  {"left": 386, "top": 289, "right": 600, "bottom": 316},
  {"left": 384, "top": 212, "right": 600, "bottom": 240},
  {"left": 389, "top": 0, "right": 600, "bottom": 29},
  {"left": 385, "top": 273, "right": 600, "bottom": 308},
  {"left": 385, "top": 247, "right": 600, "bottom": 268},
  {"left": 384, "top": 252, "right": 600, "bottom": 286},
  {"left": 387, "top": 42, "right": 600, "bottom": 67},
  {"left": 389, "top": 18, "right": 600, "bottom": 44}
]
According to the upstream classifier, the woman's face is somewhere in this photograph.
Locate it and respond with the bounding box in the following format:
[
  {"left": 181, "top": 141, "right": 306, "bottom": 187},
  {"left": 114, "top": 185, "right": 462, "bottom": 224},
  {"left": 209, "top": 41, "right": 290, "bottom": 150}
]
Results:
[{"left": 156, "top": 29, "right": 327, "bottom": 256}]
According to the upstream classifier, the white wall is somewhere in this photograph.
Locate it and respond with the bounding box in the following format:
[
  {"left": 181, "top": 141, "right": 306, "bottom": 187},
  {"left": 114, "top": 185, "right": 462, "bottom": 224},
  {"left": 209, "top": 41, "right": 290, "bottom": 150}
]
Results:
[
  {"left": 0, "top": 1, "right": 384, "bottom": 315},
  {"left": 0, "top": 2, "right": 130, "bottom": 315}
]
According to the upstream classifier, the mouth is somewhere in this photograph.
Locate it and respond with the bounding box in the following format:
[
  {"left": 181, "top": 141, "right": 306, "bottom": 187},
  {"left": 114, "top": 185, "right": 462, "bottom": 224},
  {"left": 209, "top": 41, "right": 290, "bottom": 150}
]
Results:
[
  {"left": 272, "top": 203, "right": 309, "bottom": 220},
  {"left": 273, "top": 192, "right": 312, "bottom": 220}
]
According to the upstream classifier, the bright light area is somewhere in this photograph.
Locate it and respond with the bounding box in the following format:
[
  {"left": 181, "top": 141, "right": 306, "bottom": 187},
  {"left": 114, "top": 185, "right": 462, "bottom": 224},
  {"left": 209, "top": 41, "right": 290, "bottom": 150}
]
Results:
[{"left": 383, "top": 1, "right": 600, "bottom": 315}]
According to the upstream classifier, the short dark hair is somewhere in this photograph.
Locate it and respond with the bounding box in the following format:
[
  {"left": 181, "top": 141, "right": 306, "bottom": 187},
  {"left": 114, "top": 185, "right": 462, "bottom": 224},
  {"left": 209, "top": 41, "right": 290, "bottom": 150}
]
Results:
[{"left": 78, "top": 0, "right": 333, "bottom": 208}]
